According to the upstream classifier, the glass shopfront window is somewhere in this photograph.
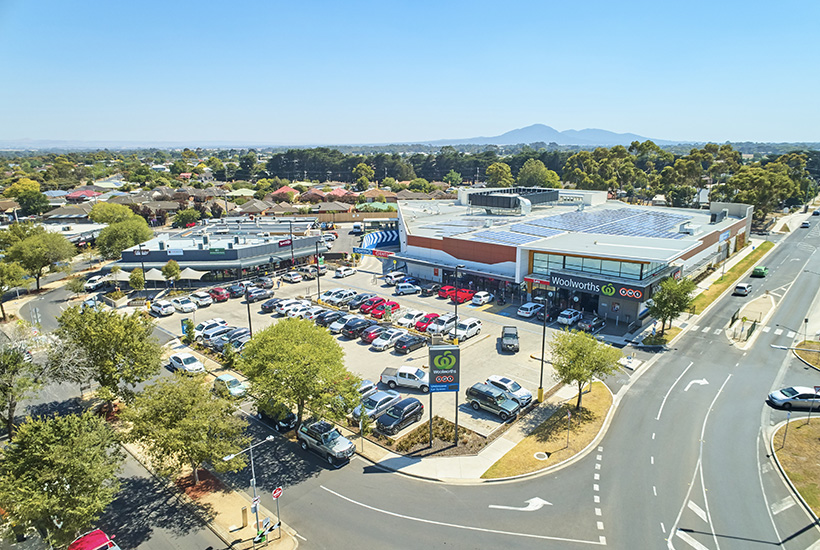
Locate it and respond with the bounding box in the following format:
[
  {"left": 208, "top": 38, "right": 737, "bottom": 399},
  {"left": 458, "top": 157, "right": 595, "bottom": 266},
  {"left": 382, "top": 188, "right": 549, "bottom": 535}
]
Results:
[{"left": 532, "top": 252, "right": 654, "bottom": 281}]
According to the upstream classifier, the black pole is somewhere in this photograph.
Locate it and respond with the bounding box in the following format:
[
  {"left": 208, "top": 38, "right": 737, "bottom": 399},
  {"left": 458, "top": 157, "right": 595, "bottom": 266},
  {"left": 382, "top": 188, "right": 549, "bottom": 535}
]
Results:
[
  {"left": 315, "top": 241, "right": 321, "bottom": 299},
  {"left": 246, "top": 298, "right": 253, "bottom": 337},
  {"left": 539, "top": 299, "right": 547, "bottom": 403},
  {"left": 289, "top": 220, "right": 295, "bottom": 266},
  {"left": 138, "top": 242, "right": 147, "bottom": 297},
  {"left": 453, "top": 266, "right": 459, "bottom": 345},
  {"left": 428, "top": 390, "right": 433, "bottom": 448}
]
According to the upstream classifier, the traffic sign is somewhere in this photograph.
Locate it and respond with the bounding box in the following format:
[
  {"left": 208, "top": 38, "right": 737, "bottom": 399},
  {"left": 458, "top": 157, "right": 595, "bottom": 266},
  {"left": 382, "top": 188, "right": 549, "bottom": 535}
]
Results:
[
  {"left": 815, "top": 386, "right": 820, "bottom": 394},
  {"left": 272, "top": 486, "right": 283, "bottom": 500},
  {"left": 252, "top": 496, "right": 260, "bottom": 506}
]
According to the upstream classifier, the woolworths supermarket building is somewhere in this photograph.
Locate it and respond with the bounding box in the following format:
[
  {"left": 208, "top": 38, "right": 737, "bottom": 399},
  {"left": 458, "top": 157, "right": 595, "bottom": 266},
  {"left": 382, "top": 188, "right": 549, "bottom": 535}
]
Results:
[{"left": 393, "top": 188, "right": 753, "bottom": 329}]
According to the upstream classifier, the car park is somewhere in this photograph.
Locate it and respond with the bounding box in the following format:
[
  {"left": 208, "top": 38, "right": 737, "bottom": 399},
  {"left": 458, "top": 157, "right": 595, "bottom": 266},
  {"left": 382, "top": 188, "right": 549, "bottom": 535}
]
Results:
[
  {"left": 394, "top": 334, "right": 428, "bottom": 355},
  {"left": 297, "top": 420, "right": 355, "bottom": 466},
  {"left": 395, "top": 282, "right": 422, "bottom": 296},
  {"left": 352, "top": 389, "right": 402, "bottom": 421},
  {"left": 212, "top": 373, "right": 248, "bottom": 398},
  {"left": 767, "top": 386, "right": 820, "bottom": 410},
  {"left": 335, "top": 266, "right": 356, "bottom": 278},
  {"left": 316, "top": 310, "right": 345, "bottom": 327},
  {"left": 209, "top": 287, "right": 230, "bottom": 302},
  {"left": 274, "top": 299, "right": 303, "bottom": 315},
  {"left": 371, "top": 328, "right": 407, "bottom": 351},
  {"left": 383, "top": 271, "right": 406, "bottom": 286},
  {"left": 438, "top": 285, "right": 456, "bottom": 299},
  {"left": 537, "top": 305, "right": 562, "bottom": 322},
  {"left": 348, "top": 292, "right": 377, "bottom": 309},
  {"left": 396, "top": 309, "right": 425, "bottom": 328},
  {"left": 426, "top": 313, "right": 457, "bottom": 335},
  {"left": 282, "top": 271, "right": 303, "bottom": 283},
  {"left": 360, "top": 325, "right": 387, "bottom": 344},
  {"left": 194, "top": 318, "right": 226, "bottom": 340},
  {"left": 260, "top": 298, "right": 283, "bottom": 313},
  {"left": 380, "top": 365, "right": 429, "bottom": 391},
  {"left": 228, "top": 334, "right": 251, "bottom": 354},
  {"left": 751, "top": 266, "right": 769, "bottom": 278},
  {"left": 202, "top": 325, "right": 236, "bottom": 348},
  {"left": 329, "top": 314, "right": 358, "bottom": 334},
  {"left": 449, "top": 317, "right": 482, "bottom": 341},
  {"left": 228, "top": 284, "right": 247, "bottom": 298},
  {"left": 150, "top": 300, "right": 175, "bottom": 317},
  {"left": 486, "top": 375, "right": 532, "bottom": 407},
  {"left": 360, "top": 296, "right": 386, "bottom": 314},
  {"left": 733, "top": 283, "right": 752, "bottom": 296},
  {"left": 471, "top": 291, "right": 494, "bottom": 305},
  {"left": 326, "top": 289, "right": 358, "bottom": 306},
  {"left": 452, "top": 288, "right": 476, "bottom": 304},
  {"left": 415, "top": 312, "right": 440, "bottom": 332},
  {"left": 190, "top": 291, "right": 213, "bottom": 307},
  {"left": 376, "top": 398, "right": 424, "bottom": 435},
  {"left": 371, "top": 301, "right": 400, "bottom": 319},
  {"left": 84, "top": 275, "right": 107, "bottom": 291},
  {"left": 465, "top": 382, "right": 520, "bottom": 421},
  {"left": 577, "top": 315, "right": 606, "bottom": 332},
  {"left": 556, "top": 308, "right": 583, "bottom": 326},
  {"left": 169, "top": 352, "right": 205, "bottom": 374},
  {"left": 171, "top": 297, "right": 197, "bottom": 313},
  {"left": 246, "top": 287, "right": 273, "bottom": 303},
  {"left": 341, "top": 317, "right": 377, "bottom": 339},
  {"left": 801, "top": 220, "right": 811, "bottom": 228},
  {"left": 517, "top": 302, "right": 543, "bottom": 318},
  {"left": 420, "top": 283, "right": 441, "bottom": 296},
  {"left": 253, "top": 276, "right": 274, "bottom": 289}
]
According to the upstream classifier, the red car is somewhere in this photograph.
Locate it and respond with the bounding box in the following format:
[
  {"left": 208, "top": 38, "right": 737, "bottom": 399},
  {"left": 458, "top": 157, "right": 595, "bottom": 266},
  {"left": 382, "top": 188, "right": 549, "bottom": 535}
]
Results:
[
  {"left": 371, "top": 301, "right": 400, "bottom": 319},
  {"left": 68, "top": 530, "right": 121, "bottom": 550},
  {"left": 360, "top": 296, "right": 386, "bottom": 314},
  {"left": 209, "top": 287, "right": 230, "bottom": 302},
  {"left": 438, "top": 285, "right": 456, "bottom": 299},
  {"left": 452, "top": 289, "right": 476, "bottom": 304},
  {"left": 415, "top": 313, "right": 440, "bottom": 332},
  {"left": 360, "top": 325, "right": 387, "bottom": 344}
]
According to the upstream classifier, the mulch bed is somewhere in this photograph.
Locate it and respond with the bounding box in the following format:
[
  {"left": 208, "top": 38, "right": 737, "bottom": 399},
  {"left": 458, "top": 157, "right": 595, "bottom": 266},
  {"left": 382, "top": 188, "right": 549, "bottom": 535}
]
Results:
[{"left": 174, "top": 469, "right": 228, "bottom": 499}]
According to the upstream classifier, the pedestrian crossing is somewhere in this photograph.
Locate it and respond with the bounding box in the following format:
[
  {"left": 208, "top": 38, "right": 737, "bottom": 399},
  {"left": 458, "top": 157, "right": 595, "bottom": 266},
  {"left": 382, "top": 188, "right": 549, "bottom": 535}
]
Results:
[{"left": 689, "top": 325, "right": 796, "bottom": 339}]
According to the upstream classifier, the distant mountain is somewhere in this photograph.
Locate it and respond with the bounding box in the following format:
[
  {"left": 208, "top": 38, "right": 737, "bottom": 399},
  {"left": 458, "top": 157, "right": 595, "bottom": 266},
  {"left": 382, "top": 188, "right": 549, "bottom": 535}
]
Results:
[{"left": 423, "top": 123, "right": 678, "bottom": 147}]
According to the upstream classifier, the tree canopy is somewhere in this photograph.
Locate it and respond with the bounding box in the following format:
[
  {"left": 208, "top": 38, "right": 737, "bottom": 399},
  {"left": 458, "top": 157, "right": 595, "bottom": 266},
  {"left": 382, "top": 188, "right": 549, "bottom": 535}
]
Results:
[
  {"left": 173, "top": 208, "right": 201, "bottom": 227},
  {"left": 486, "top": 162, "right": 515, "bottom": 187},
  {"left": 89, "top": 202, "right": 135, "bottom": 224},
  {"left": 7, "top": 232, "right": 75, "bottom": 289},
  {"left": 647, "top": 277, "right": 696, "bottom": 334},
  {"left": 129, "top": 267, "right": 145, "bottom": 292},
  {"left": 0, "top": 262, "right": 26, "bottom": 320},
  {"left": 3, "top": 177, "right": 40, "bottom": 198},
  {"left": 16, "top": 190, "right": 50, "bottom": 216},
  {"left": 162, "top": 259, "right": 181, "bottom": 282},
  {"left": 517, "top": 158, "right": 560, "bottom": 188},
  {"left": 96, "top": 216, "right": 152, "bottom": 260},
  {"left": 550, "top": 329, "right": 622, "bottom": 409}
]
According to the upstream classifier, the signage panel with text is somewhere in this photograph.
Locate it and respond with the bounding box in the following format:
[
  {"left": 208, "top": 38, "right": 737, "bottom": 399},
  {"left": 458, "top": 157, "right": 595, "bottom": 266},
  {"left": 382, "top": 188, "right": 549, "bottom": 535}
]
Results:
[{"left": 429, "top": 345, "right": 460, "bottom": 392}]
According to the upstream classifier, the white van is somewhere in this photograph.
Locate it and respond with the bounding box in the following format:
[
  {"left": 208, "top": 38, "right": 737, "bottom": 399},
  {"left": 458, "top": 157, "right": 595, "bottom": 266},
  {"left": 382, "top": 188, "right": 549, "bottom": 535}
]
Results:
[
  {"left": 352, "top": 222, "right": 364, "bottom": 235},
  {"left": 384, "top": 271, "right": 406, "bottom": 286},
  {"left": 449, "top": 318, "right": 482, "bottom": 341}
]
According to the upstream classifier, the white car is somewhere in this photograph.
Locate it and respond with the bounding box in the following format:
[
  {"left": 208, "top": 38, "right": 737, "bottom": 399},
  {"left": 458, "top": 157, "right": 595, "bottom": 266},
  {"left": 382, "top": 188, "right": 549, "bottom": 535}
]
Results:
[
  {"left": 84, "top": 275, "right": 107, "bottom": 291},
  {"left": 279, "top": 299, "right": 311, "bottom": 316},
  {"left": 767, "top": 386, "right": 820, "bottom": 410},
  {"left": 448, "top": 318, "right": 482, "bottom": 341},
  {"left": 169, "top": 352, "right": 205, "bottom": 374},
  {"left": 150, "top": 300, "right": 174, "bottom": 317},
  {"left": 371, "top": 328, "right": 408, "bottom": 351},
  {"left": 287, "top": 304, "right": 312, "bottom": 318},
  {"left": 335, "top": 267, "right": 356, "bottom": 278},
  {"left": 556, "top": 309, "right": 583, "bottom": 326},
  {"left": 322, "top": 233, "right": 337, "bottom": 241},
  {"left": 303, "top": 306, "right": 326, "bottom": 320},
  {"left": 517, "top": 302, "right": 543, "bottom": 318},
  {"left": 329, "top": 314, "right": 357, "bottom": 334},
  {"left": 194, "top": 318, "right": 226, "bottom": 340},
  {"left": 171, "top": 297, "right": 197, "bottom": 313},
  {"left": 395, "top": 283, "right": 421, "bottom": 296},
  {"left": 320, "top": 288, "right": 346, "bottom": 302},
  {"left": 396, "top": 310, "right": 425, "bottom": 328},
  {"left": 282, "top": 271, "right": 303, "bottom": 283},
  {"left": 274, "top": 299, "right": 300, "bottom": 315},
  {"left": 471, "top": 291, "right": 494, "bottom": 305},
  {"left": 486, "top": 375, "right": 533, "bottom": 407},
  {"left": 190, "top": 291, "right": 213, "bottom": 307},
  {"left": 326, "top": 289, "right": 357, "bottom": 306}
]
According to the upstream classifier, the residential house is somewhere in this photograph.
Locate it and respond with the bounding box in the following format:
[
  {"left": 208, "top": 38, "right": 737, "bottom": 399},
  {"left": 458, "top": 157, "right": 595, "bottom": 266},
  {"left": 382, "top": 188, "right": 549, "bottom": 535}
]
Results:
[
  {"left": 65, "top": 189, "right": 101, "bottom": 203},
  {"left": 238, "top": 199, "right": 273, "bottom": 216},
  {"left": 266, "top": 185, "right": 300, "bottom": 202},
  {"left": 360, "top": 188, "right": 397, "bottom": 203},
  {"left": 43, "top": 203, "right": 94, "bottom": 223},
  {"left": 300, "top": 188, "right": 326, "bottom": 203},
  {"left": 312, "top": 201, "right": 353, "bottom": 213}
]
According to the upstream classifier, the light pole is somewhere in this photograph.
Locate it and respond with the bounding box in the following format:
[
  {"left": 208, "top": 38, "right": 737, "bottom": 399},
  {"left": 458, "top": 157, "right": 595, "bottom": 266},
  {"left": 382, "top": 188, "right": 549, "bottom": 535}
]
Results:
[
  {"left": 453, "top": 264, "right": 465, "bottom": 345},
  {"left": 315, "top": 240, "right": 321, "bottom": 299},
  {"left": 538, "top": 298, "right": 548, "bottom": 403},
  {"left": 288, "top": 220, "right": 295, "bottom": 267},
  {"left": 222, "top": 435, "right": 275, "bottom": 536},
  {"left": 137, "top": 242, "right": 147, "bottom": 296}
]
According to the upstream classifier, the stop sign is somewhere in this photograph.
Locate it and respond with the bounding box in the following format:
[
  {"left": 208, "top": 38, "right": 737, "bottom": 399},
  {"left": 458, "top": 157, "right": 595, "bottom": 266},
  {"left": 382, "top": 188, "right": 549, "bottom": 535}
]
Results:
[{"left": 272, "top": 486, "right": 283, "bottom": 500}]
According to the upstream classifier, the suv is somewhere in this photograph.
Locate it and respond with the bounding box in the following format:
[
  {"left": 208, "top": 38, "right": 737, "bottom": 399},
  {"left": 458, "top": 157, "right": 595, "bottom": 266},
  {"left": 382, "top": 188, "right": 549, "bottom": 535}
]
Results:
[
  {"left": 395, "top": 282, "right": 421, "bottom": 296},
  {"left": 194, "top": 318, "right": 226, "bottom": 340},
  {"left": 733, "top": 283, "right": 752, "bottom": 296},
  {"left": 376, "top": 398, "right": 424, "bottom": 435},
  {"left": 209, "top": 287, "right": 230, "bottom": 302},
  {"left": 556, "top": 309, "right": 583, "bottom": 326},
  {"left": 246, "top": 287, "right": 273, "bottom": 303},
  {"left": 297, "top": 265, "right": 317, "bottom": 280},
  {"left": 383, "top": 271, "right": 406, "bottom": 286},
  {"left": 465, "top": 382, "right": 521, "bottom": 421},
  {"left": 449, "top": 318, "right": 482, "bottom": 341},
  {"left": 426, "top": 313, "right": 457, "bottom": 335},
  {"left": 297, "top": 420, "right": 355, "bottom": 466},
  {"left": 326, "top": 289, "right": 358, "bottom": 306}
]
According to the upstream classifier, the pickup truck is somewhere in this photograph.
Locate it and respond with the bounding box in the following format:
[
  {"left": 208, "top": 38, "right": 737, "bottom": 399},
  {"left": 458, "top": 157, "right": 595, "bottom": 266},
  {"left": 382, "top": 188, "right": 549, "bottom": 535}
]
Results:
[
  {"left": 297, "top": 420, "right": 355, "bottom": 466},
  {"left": 501, "top": 326, "right": 519, "bottom": 353},
  {"left": 380, "top": 365, "right": 430, "bottom": 393}
]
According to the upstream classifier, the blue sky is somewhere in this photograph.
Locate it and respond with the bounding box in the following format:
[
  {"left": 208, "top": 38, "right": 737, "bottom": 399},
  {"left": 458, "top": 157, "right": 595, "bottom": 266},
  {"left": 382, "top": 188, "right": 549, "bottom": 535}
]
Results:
[{"left": 1, "top": 0, "right": 818, "bottom": 145}]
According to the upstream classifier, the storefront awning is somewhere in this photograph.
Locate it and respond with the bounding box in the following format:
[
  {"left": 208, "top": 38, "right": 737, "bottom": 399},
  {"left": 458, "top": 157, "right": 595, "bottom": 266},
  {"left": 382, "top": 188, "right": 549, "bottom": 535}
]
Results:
[{"left": 392, "top": 255, "right": 517, "bottom": 282}]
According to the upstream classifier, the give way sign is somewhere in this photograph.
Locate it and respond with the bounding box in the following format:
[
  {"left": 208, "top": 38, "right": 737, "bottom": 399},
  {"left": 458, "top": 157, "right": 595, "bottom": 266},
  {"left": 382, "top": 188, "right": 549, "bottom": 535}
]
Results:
[{"left": 272, "top": 486, "right": 283, "bottom": 500}]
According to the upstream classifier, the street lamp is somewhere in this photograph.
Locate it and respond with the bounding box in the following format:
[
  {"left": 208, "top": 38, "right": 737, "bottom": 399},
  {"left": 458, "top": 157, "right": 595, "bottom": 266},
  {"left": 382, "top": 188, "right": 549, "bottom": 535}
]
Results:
[
  {"left": 453, "top": 264, "right": 465, "bottom": 345},
  {"left": 137, "top": 242, "right": 147, "bottom": 296},
  {"left": 288, "top": 220, "right": 295, "bottom": 267},
  {"left": 315, "top": 240, "right": 321, "bottom": 300},
  {"left": 538, "top": 299, "right": 548, "bottom": 403},
  {"left": 222, "top": 435, "right": 275, "bottom": 535}
]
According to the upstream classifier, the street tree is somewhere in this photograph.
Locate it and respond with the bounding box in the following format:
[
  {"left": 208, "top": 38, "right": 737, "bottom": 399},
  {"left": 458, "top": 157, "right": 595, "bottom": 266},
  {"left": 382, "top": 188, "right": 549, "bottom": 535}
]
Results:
[
  {"left": 240, "top": 318, "right": 360, "bottom": 427},
  {"left": 56, "top": 306, "right": 162, "bottom": 403},
  {"left": 352, "top": 162, "right": 374, "bottom": 191},
  {"left": 647, "top": 277, "right": 696, "bottom": 334},
  {"left": 443, "top": 169, "right": 463, "bottom": 186},
  {"left": 0, "top": 221, "right": 45, "bottom": 253},
  {"left": 7, "top": 232, "right": 75, "bottom": 289},
  {"left": 0, "top": 345, "right": 41, "bottom": 438},
  {"left": 486, "top": 162, "right": 515, "bottom": 187},
  {"left": 550, "top": 329, "right": 622, "bottom": 410},
  {"left": 0, "top": 262, "right": 27, "bottom": 320},
  {"left": 109, "top": 265, "right": 122, "bottom": 289},
  {"left": 121, "top": 373, "right": 249, "bottom": 484},
  {"left": 129, "top": 267, "right": 145, "bottom": 293},
  {"left": 0, "top": 411, "right": 123, "bottom": 546},
  {"left": 65, "top": 276, "right": 87, "bottom": 299},
  {"left": 96, "top": 217, "right": 153, "bottom": 260},
  {"left": 173, "top": 208, "right": 201, "bottom": 227},
  {"left": 3, "top": 177, "right": 39, "bottom": 198},
  {"left": 517, "top": 158, "right": 560, "bottom": 188},
  {"left": 89, "top": 202, "right": 135, "bottom": 224},
  {"left": 162, "top": 259, "right": 181, "bottom": 285},
  {"left": 16, "top": 190, "right": 50, "bottom": 216}
]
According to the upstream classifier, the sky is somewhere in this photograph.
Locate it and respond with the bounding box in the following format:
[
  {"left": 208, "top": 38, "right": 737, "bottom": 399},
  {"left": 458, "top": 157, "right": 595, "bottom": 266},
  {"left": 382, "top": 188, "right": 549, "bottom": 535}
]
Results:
[{"left": 1, "top": 0, "right": 819, "bottom": 145}]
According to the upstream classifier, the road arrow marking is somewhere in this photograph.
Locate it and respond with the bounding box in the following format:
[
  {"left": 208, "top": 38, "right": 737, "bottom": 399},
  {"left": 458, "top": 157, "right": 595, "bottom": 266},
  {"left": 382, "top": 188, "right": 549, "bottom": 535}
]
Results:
[
  {"left": 488, "top": 497, "right": 552, "bottom": 512},
  {"left": 684, "top": 379, "right": 709, "bottom": 392}
]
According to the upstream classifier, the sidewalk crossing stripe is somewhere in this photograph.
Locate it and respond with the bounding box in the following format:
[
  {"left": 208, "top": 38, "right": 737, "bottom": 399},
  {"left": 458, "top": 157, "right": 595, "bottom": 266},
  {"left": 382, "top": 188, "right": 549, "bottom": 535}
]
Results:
[
  {"left": 786, "top": 331, "right": 796, "bottom": 338},
  {"left": 714, "top": 329, "right": 722, "bottom": 335},
  {"left": 691, "top": 325, "right": 700, "bottom": 331},
  {"left": 774, "top": 329, "right": 783, "bottom": 335},
  {"left": 687, "top": 500, "right": 708, "bottom": 522},
  {"left": 763, "top": 326, "right": 771, "bottom": 333},
  {"left": 676, "top": 530, "right": 710, "bottom": 550},
  {"left": 771, "top": 496, "right": 795, "bottom": 515},
  {"left": 701, "top": 326, "right": 711, "bottom": 333}
]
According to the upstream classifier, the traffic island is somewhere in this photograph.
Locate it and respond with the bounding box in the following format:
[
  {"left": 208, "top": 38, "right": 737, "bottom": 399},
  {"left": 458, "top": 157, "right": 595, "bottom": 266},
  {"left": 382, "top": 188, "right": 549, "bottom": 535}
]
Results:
[
  {"left": 481, "top": 381, "right": 612, "bottom": 479},
  {"left": 792, "top": 340, "right": 820, "bottom": 371},
  {"left": 773, "top": 420, "right": 820, "bottom": 517}
]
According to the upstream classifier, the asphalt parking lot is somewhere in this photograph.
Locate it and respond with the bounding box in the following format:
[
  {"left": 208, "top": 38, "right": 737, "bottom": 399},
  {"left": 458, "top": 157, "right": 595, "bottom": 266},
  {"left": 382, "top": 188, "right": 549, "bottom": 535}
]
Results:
[{"left": 150, "top": 264, "right": 565, "bottom": 437}]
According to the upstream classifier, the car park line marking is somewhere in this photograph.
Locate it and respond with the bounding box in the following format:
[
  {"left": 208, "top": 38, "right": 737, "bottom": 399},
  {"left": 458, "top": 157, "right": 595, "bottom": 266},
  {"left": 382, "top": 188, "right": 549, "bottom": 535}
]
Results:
[
  {"left": 596, "top": 454, "right": 602, "bottom": 460},
  {"left": 675, "top": 529, "right": 710, "bottom": 550},
  {"left": 657, "top": 362, "right": 694, "bottom": 420},
  {"left": 595, "top": 463, "right": 601, "bottom": 470},
  {"left": 320, "top": 486, "right": 605, "bottom": 545},
  {"left": 660, "top": 522, "right": 666, "bottom": 534},
  {"left": 774, "top": 328, "right": 783, "bottom": 335},
  {"left": 597, "top": 521, "right": 604, "bottom": 530},
  {"left": 687, "top": 500, "right": 707, "bottom": 522},
  {"left": 701, "top": 326, "right": 711, "bottom": 333},
  {"left": 594, "top": 484, "right": 599, "bottom": 491},
  {"left": 691, "top": 325, "right": 700, "bottom": 331},
  {"left": 770, "top": 496, "right": 795, "bottom": 515},
  {"left": 651, "top": 456, "right": 654, "bottom": 465}
]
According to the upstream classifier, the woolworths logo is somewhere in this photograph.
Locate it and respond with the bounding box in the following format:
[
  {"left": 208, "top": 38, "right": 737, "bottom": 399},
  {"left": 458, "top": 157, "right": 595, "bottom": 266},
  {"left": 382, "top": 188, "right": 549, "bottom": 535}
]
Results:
[
  {"left": 602, "top": 283, "right": 616, "bottom": 296},
  {"left": 433, "top": 351, "right": 457, "bottom": 370},
  {"left": 551, "top": 276, "right": 600, "bottom": 293}
]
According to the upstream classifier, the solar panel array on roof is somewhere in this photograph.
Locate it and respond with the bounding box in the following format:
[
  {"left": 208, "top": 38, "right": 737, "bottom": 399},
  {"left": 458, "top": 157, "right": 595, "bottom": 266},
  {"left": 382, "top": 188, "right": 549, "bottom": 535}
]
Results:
[
  {"left": 529, "top": 208, "right": 690, "bottom": 239},
  {"left": 471, "top": 230, "right": 540, "bottom": 245},
  {"left": 509, "top": 223, "right": 565, "bottom": 239}
]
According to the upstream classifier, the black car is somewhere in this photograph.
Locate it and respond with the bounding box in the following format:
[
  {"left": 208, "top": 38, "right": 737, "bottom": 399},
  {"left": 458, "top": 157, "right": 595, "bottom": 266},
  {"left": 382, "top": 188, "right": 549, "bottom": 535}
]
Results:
[
  {"left": 537, "top": 306, "right": 562, "bottom": 323},
  {"left": 394, "top": 334, "right": 427, "bottom": 354},
  {"left": 341, "top": 318, "right": 377, "bottom": 339},
  {"left": 577, "top": 315, "right": 606, "bottom": 332},
  {"left": 261, "top": 298, "right": 283, "bottom": 313},
  {"left": 316, "top": 310, "right": 345, "bottom": 327},
  {"left": 228, "top": 284, "right": 246, "bottom": 298},
  {"left": 420, "top": 283, "right": 441, "bottom": 297},
  {"left": 376, "top": 398, "right": 424, "bottom": 435},
  {"left": 253, "top": 276, "right": 275, "bottom": 289},
  {"left": 348, "top": 292, "right": 377, "bottom": 309},
  {"left": 257, "top": 401, "right": 298, "bottom": 432}
]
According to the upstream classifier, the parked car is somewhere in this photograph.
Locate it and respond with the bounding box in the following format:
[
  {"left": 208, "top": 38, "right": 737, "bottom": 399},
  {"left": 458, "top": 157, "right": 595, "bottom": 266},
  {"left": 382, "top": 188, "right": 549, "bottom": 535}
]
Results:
[
  {"left": 349, "top": 292, "right": 377, "bottom": 309},
  {"left": 360, "top": 296, "right": 386, "bottom": 314},
  {"left": 287, "top": 303, "right": 312, "bottom": 318},
  {"left": 84, "top": 275, "right": 107, "bottom": 291},
  {"left": 394, "top": 334, "right": 428, "bottom": 355},
  {"left": 319, "top": 287, "right": 347, "bottom": 302},
  {"left": 577, "top": 315, "right": 606, "bottom": 332},
  {"left": 376, "top": 398, "right": 424, "bottom": 435},
  {"left": 246, "top": 287, "right": 273, "bottom": 303},
  {"left": 352, "top": 389, "right": 402, "bottom": 421},
  {"left": 465, "top": 382, "right": 520, "bottom": 421},
  {"left": 383, "top": 271, "right": 406, "bottom": 286},
  {"left": 68, "top": 530, "right": 121, "bottom": 550},
  {"left": 335, "top": 266, "right": 356, "bottom": 278},
  {"left": 150, "top": 300, "right": 174, "bottom": 317},
  {"left": 420, "top": 283, "right": 441, "bottom": 296},
  {"left": 202, "top": 325, "right": 237, "bottom": 348},
  {"left": 171, "top": 297, "right": 197, "bottom": 313},
  {"left": 303, "top": 306, "right": 326, "bottom": 320},
  {"left": 395, "top": 282, "right": 422, "bottom": 296},
  {"left": 194, "top": 318, "right": 226, "bottom": 340},
  {"left": 486, "top": 375, "right": 533, "bottom": 407},
  {"left": 415, "top": 312, "right": 440, "bottom": 332},
  {"left": 396, "top": 309, "right": 425, "bottom": 328},
  {"left": 517, "top": 302, "right": 544, "bottom": 318},
  {"left": 228, "top": 334, "right": 251, "bottom": 354},
  {"left": 801, "top": 220, "right": 811, "bottom": 228},
  {"left": 253, "top": 276, "right": 275, "bottom": 289},
  {"left": 326, "top": 289, "right": 358, "bottom": 306},
  {"left": 438, "top": 285, "right": 456, "bottom": 299},
  {"left": 452, "top": 288, "right": 476, "bottom": 304},
  {"left": 169, "top": 352, "right": 205, "bottom": 374},
  {"left": 190, "top": 291, "right": 213, "bottom": 307},
  {"left": 213, "top": 328, "right": 251, "bottom": 352},
  {"left": 261, "top": 297, "right": 283, "bottom": 313},
  {"left": 814, "top": 210, "right": 820, "bottom": 216},
  {"left": 212, "top": 373, "right": 248, "bottom": 399},
  {"left": 257, "top": 401, "right": 298, "bottom": 432},
  {"left": 282, "top": 271, "right": 303, "bottom": 283},
  {"left": 227, "top": 284, "right": 247, "bottom": 298},
  {"left": 341, "top": 317, "right": 377, "bottom": 339},
  {"left": 360, "top": 325, "right": 387, "bottom": 344},
  {"left": 400, "top": 276, "right": 420, "bottom": 285},
  {"left": 767, "top": 386, "right": 820, "bottom": 410},
  {"left": 371, "top": 328, "right": 407, "bottom": 351},
  {"left": 734, "top": 283, "right": 752, "bottom": 296},
  {"left": 751, "top": 266, "right": 769, "bottom": 278},
  {"left": 297, "top": 266, "right": 317, "bottom": 280},
  {"left": 426, "top": 313, "right": 457, "bottom": 335},
  {"left": 297, "top": 420, "right": 355, "bottom": 466},
  {"left": 371, "top": 300, "right": 400, "bottom": 319},
  {"left": 209, "top": 287, "right": 230, "bottom": 302},
  {"left": 449, "top": 317, "right": 482, "bottom": 341},
  {"left": 501, "top": 326, "right": 519, "bottom": 352},
  {"left": 537, "top": 306, "right": 563, "bottom": 323},
  {"left": 380, "top": 365, "right": 429, "bottom": 391},
  {"left": 316, "top": 310, "right": 345, "bottom": 327},
  {"left": 329, "top": 314, "right": 358, "bottom": 334},
  {"left": 471, "top": 291, "right": 494, "bottom": 305},
  {"left": 556, "top": 309, "right": 583, "bottom": 326}
]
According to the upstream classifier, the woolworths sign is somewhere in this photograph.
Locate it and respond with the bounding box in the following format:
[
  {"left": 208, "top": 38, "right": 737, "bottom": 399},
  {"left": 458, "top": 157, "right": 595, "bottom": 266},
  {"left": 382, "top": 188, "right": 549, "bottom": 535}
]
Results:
[
  {"left": 549, "top": 273, "right": 652, "bottom": 301},
  {"left": 429, "top": 345, "right": 460, "bottom": 393}
]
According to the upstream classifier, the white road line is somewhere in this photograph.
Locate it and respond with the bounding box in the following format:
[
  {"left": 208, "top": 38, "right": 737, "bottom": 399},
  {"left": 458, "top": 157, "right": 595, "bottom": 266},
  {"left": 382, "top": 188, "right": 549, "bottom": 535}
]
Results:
[
  {"left": 594, "top": 495, "right": 600, "bottom": 503},
  {"left": 787, "top": 331, "right": 796, "bottom": 338},
  {"left": 596, "top": 454, "right": 602, "bottom": 461},
  {"left": 599, "top": 536, "right": 606, "bottom": 545},
  {"left": 653, "top": 486, "right": 657, "bottom": 497},
  {"left": 761, "top": 462, "right": 772, "bottom": 474},
  {"left": 713, "top": 329, "right": 722, "bottom": 335},
  {"left": 597, "top": 521, "right": 604, "bottom": 530},
  {"left": 652, "top": 432, "right": 656, "bottom": 440},
  {"left": 595, "top": 508, "right": 602, "bottom": 516},
  {"left": 319, "top": 485, "right": 606, "bottom": 545},
  {"left": 656, "top": 361, "right": 694, "bottom": 420},
  {"left": 595, "top": 463, "right": 601, "bottom": 470},
  {"left": 691, "top": 325, "right": 700, "bottom": 331},
  {"left": 660, "top": 522, "right": 666, "bottom": 534},
  {"left": 701, "top": 326, "right": 711, "bottom": 333},
  {"left": 687, "top": 500, "right": 708, "bottom": 522},
  {"left": 774, "top": 328, "right": 783, "bottom": 335},
  {"left": 295, "top": 533, "right": 307, "bottom": 541},
  {"left": 676, "top": 529, "right": 710, "bottom": 550},
  {"left": 598, "top": 446, "right": 603, "bottom": 452},
  {"left": 771, "top": 496, "right": 796, "bottom": 515},
  {"left": 594, "top": 484, "right": 599, "bottom": 491},
  {"left": 763, "top": 326, "right": 771, "bottom": 333},
  {"left": 651, "top": 456, "right": 654, "bottom": 465},
  {"left": 594, "top": 473, "right": 600, "bottom": 480}
]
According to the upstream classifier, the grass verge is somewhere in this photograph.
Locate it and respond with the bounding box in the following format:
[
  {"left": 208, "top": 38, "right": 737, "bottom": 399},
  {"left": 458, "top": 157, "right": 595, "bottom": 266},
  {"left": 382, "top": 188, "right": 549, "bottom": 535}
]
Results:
[
  {"left": 642, "top": 326, "right": 682, "bottom": 346},
  {"left": 793, "top": 340, "right": 820, "bottom": 369},
  {"left": 774, "top": 420, "right": 820, "bottom": 516},
  {"left": 690, "top": 241, "right": 774, "bottom": 313},
  {"left": 481, "top": 381, "right": 611, "bottom": 479}
]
